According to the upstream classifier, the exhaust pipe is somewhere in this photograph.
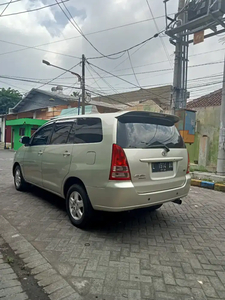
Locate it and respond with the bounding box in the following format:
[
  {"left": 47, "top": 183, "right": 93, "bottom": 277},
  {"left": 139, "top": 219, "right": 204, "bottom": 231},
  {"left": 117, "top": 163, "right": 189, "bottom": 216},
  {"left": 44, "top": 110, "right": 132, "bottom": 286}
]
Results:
[{"left": 173, "top": 199, "right": 182, "bottom": 205}]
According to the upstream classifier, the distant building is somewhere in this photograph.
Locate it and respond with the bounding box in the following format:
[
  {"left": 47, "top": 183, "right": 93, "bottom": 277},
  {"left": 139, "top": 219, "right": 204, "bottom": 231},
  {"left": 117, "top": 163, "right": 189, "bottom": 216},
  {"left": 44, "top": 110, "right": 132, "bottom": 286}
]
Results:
[
  {"left": 186, "top": 88, "right": 222, "bottom": 171},
  {"left": 2, "top": 88, "right": 119, "bottom": 150}
]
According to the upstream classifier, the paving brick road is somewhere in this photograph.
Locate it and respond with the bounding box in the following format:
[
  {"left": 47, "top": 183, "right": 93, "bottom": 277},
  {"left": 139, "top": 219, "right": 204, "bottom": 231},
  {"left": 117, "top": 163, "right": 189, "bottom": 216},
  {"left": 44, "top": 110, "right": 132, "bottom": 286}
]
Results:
[
  {"left": 0, "top": 150, "right": 225, "bottom": 300},
  {"left": 0, "top": 238, "right": 29, "bottom": 300}
]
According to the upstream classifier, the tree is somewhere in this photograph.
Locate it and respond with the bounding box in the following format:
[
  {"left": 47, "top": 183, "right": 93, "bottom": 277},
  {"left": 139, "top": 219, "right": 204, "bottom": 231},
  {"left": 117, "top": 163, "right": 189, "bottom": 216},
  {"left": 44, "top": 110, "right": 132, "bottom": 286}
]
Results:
[
  {"left": 0, "top": 88, "right": 22, "bottom": 114},
  {"left": 71, "top": 91, "right": 80, "bottom": 98}
]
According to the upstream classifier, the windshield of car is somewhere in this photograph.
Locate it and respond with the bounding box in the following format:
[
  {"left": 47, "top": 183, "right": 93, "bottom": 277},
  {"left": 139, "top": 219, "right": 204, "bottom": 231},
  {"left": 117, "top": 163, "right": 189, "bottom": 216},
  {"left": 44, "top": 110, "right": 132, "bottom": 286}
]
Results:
[{"left": 117, "top": 119, "right": 185, "bottom": 149}]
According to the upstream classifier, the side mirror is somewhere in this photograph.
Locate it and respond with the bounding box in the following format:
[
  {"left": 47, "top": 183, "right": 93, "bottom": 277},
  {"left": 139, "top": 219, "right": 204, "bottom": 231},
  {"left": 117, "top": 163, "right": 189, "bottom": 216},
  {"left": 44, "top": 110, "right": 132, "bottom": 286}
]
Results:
[{"left": 19, "top": 136, "right": 30, "bottom": 146}]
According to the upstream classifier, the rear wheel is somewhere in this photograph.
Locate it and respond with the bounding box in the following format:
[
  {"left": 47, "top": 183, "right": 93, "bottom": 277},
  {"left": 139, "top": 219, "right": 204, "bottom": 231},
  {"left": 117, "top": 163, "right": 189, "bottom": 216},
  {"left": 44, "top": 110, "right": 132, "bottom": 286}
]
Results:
[
  {"left": 66, "top": 184, "right": 94, "bottom": 228},
  {"left": 14, "top": 165, "right": 28, "bottom": 191},
  {"left": 149, "top": 204, "right": 162, "bottom": 211}
]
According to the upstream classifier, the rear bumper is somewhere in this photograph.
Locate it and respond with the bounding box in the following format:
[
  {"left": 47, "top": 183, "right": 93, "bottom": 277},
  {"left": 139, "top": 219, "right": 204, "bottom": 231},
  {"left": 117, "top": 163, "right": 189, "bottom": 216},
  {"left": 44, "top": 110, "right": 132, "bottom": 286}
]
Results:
[{"left": 87, "top": 174, "right": 191, "bottom": 212}]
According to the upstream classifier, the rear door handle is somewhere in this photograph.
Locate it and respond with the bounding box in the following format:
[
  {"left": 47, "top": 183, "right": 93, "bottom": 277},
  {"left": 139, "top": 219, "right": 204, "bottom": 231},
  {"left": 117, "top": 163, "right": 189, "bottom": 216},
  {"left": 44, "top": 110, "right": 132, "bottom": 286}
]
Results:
[
  {"left": 63, "top": 151, "right": 71, "bottom": 157},
  {"left": 38, "top": 150, "right": 43, "bottom": 155}
]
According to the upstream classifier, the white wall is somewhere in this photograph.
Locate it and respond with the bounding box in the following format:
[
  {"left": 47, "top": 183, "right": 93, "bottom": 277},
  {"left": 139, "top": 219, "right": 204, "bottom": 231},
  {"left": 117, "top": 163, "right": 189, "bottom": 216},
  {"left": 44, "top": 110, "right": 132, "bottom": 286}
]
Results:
[{"left": 0, "top": 117, "right": 5, "bottom": 143}]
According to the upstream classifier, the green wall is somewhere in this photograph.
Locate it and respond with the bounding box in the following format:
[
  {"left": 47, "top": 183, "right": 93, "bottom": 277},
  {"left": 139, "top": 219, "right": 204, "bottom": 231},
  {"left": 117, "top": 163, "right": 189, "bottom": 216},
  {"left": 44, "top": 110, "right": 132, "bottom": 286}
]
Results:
[
  {"left": 12, "top": 125, "right": 30, "bottom": 151},
  {"left": 6, "top": 119, "right": 48, "bottom": 150}
]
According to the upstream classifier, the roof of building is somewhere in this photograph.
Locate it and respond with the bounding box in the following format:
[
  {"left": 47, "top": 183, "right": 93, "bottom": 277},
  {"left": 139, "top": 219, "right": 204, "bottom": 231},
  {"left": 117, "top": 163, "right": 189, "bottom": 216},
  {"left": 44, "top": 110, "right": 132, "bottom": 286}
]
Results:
[
  {"left": 6, "top": 118, "right": 47, "bottom": 126},
  {"left": 187, "top": 89, "right": 222, "bottom": 109},
  {"left": 10, "top": 88, "right": 119, "bottom": 113},
  {"left": 92, "top": 85, "right": 172, "bottom": 110}
]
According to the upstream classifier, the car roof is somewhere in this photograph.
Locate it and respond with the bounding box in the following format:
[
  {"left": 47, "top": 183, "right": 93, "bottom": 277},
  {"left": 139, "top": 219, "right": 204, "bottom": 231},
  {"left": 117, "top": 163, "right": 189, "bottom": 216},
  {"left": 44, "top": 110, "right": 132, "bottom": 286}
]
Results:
[{"left": 45, "top": 111, "right": 179, "bottom": 126}]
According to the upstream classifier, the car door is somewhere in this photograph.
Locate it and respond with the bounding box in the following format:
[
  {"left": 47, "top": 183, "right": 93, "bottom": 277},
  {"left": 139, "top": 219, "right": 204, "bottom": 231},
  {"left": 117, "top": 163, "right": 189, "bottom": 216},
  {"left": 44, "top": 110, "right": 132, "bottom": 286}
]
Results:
[
  {"left": 41, "top": 120, "right": 74, "bottom": 195},
  {"left": 22, "top": 123, "right": 54, "bottom": 187}
]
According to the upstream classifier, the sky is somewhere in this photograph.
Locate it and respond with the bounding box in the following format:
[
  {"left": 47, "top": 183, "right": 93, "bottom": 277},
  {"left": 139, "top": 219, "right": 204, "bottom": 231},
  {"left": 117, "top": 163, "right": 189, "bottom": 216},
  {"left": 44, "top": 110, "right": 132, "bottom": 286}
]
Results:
[{"left": 0, "top": 0, "right": 224, "bottom": 102}]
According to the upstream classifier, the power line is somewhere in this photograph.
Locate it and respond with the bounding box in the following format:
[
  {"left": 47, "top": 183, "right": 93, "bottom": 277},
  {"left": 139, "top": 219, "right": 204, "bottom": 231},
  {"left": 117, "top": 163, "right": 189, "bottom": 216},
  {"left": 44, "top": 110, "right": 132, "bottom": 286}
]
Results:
[
  {"left": 87, "top": 63, "right": 132, "bottom": 106},
  {"left": 0, "top": 14, "right": 173, "bottom": 58},
  {"left": 145, "top": 0, "right": 173, "bottom": 69},
  {"left": 88, "top": 62, "right": 172, "bottom": 104},
  {"left": 55, "top": 0, "right": 125, "bottom": 60},
  {"left": 0, "top": 39, "right": 80, "bottom": 59},
  {"left": 82, "top": 60, "right": 225, "bottom": 81},
  {"left": 86, "top": 64, "right": 107, "bottom": 97},
  {"left": 87, "top": 31, "right": 164, "bottom": 60},
  {"left": 0, "top": 0, "right": 12, "bottom": 16},
  {"left": 0, "top": 0, "right": 21, "bottom": 6},
  {"left": 0, "top": 0, "right": 69, "bottom": 17},
  {"left": 85, "top": 88, "right": 131, "bottom": 108},
  {"left": 37, "top": 61, "right": 81, "bottom": 89},
  {"left": 127, "top": 50, "right": 141, "bottom": 86},
  {"left": 0, "top": 75, "right": 81, "bottom": 90},
  {"left": 0, "top": 79, "right": 28, "bottom": 92}
]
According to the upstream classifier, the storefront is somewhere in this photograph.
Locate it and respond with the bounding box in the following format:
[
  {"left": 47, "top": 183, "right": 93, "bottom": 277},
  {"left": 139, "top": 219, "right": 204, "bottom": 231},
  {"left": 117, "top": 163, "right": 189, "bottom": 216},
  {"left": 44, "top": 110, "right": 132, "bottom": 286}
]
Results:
[{"left": 6, "top": 118, "right": 47, "bottom": 150}]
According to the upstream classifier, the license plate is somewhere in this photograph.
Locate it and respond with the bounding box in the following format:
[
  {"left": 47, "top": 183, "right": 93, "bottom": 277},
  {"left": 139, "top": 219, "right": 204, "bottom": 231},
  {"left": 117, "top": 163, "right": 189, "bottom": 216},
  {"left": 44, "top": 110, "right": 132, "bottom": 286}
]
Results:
[{"left": 152, "top": 162, "right": 173, "bottom": 173}]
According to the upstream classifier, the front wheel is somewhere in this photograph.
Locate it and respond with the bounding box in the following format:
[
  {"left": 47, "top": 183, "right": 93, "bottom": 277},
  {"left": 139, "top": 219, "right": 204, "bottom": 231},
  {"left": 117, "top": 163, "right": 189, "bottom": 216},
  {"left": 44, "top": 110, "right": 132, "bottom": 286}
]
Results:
[
  {"left": 66, "top": 184, "right": 94, "bottom": 228},
  {"left": 14, "top": 165, "right": 28, "bottom": 191}
]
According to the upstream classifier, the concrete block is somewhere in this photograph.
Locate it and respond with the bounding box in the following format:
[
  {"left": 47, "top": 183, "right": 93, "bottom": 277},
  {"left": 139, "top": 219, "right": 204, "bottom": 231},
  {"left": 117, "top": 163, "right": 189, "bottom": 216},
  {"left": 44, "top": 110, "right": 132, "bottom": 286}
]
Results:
[
  {"left": 215, "top": 183, "right": 225, "bottom": 192},
  {"left": 200, "top": 181, "right": 215, "bottom": 189},
  {"left": 198, "top": 136, "right": 209, "bottom": 167},
  {"left": 191, "top": 179, "right": 202, "bottom": 187}
]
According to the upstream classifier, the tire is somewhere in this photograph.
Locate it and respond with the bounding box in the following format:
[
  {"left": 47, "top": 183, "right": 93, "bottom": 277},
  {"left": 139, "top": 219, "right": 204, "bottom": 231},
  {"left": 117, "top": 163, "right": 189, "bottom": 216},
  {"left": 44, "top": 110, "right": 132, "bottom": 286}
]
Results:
[
  {"left": 14, "top": 165, "right": 28, "bottom": 191},
  {"left": 149, "top": 204, "right": 162, "bottom": 211},
  {"left": 66, "top": 184, "right": 94, "bottom": 228}
]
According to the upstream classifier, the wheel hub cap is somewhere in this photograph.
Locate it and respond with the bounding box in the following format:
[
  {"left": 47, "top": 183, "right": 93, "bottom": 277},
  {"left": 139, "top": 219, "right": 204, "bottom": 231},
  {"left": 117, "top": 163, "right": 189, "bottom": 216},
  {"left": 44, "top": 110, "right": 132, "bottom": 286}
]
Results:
[
  {"left": 69, "top": 191, "right": 84, "bottom": 221},
  {"left": 15, "top": 169, "right": 21, "bottom": 188}
]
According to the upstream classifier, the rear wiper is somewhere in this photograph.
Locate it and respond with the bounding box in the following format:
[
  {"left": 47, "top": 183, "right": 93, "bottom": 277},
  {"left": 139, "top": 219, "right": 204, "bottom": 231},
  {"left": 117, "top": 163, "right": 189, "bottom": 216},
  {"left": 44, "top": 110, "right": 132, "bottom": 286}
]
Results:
[{"left": 141, "top": 142, "right": 170, "bottom": 152}]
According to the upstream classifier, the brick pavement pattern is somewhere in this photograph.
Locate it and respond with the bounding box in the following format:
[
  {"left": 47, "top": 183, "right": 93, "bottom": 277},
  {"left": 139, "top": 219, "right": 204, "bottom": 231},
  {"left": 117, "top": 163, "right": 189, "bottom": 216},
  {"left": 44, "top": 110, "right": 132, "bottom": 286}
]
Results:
[
  {"left": 0, "top": 150, "right": 225, "bottom": 300},
  {"left": 0, "top": 238, "right": 29, "bottom": 300}
]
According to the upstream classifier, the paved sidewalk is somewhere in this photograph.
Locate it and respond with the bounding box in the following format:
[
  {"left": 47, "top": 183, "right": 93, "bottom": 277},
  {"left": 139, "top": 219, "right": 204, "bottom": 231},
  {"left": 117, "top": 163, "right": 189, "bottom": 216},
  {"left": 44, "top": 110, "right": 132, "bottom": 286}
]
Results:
[
  {"left": 1, "top": 150, "right": 225, "bottom": 300},
  {"left": 0, "top": 238, "right": 29, "bottom": 300}
]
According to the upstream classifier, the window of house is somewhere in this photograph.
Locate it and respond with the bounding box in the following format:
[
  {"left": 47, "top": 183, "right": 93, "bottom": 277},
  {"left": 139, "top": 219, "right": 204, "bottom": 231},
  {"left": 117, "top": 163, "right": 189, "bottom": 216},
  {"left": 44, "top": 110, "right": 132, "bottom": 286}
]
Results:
[
  {"left": 31, "top": 124, "right": 54, "bottom": 146},
  {"left": 74, "top": 118, "right": 103, "bottom": 144},
  {"left": 50, "top": 122, "right": 73, "bottom": 145},
  {"left": 31, "top": 126, "right": 39, "bottom": 137},
  {"left": 19, "top": 128, "right": 25, "bottom": 136}
]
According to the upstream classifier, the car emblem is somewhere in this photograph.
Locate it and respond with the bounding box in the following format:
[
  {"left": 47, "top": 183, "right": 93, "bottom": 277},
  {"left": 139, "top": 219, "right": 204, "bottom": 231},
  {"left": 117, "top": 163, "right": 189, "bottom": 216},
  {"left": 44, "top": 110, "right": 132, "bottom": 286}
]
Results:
[{"left": 134, "top": 174, "right": 146, "bottom": 180}]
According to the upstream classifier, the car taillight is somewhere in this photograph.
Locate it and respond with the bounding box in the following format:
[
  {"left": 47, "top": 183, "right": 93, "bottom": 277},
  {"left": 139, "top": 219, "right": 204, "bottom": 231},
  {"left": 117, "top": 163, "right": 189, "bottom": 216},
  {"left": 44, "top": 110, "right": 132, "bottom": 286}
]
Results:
[
  {"left": 187, "top": 151, "right": 190, "bottom": 174},
  {"left": 109, "top": 144, "right": 131, "bottom": 180}
]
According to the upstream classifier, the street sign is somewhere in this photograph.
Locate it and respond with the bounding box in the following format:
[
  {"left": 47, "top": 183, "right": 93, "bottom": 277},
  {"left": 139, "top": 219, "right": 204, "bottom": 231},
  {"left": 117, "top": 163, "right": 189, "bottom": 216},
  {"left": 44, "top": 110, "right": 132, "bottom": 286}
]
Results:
[{"left": 193, "top": 30, "right": 204, "bottom": 44}]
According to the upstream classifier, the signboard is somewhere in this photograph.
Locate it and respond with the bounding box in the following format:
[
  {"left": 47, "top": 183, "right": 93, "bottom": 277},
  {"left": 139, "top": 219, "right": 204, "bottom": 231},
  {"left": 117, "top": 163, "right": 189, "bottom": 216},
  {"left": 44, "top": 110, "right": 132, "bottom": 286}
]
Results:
[
  {"left": 188, "top": 0, "right": 210, "bottom": 22},
  {"left": 193, "top": 30, "right": 205, "bottom": 44}
]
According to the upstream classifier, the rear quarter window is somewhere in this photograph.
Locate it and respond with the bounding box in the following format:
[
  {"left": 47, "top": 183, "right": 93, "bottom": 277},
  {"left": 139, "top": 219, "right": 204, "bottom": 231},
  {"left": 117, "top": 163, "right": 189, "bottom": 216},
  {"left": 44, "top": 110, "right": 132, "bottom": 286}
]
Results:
[
  {"left": 117, "top": 118, "right": 185, "bottom": 149},
  {"left": 74, "top": 118, "right": 103, "bottom": 144}
]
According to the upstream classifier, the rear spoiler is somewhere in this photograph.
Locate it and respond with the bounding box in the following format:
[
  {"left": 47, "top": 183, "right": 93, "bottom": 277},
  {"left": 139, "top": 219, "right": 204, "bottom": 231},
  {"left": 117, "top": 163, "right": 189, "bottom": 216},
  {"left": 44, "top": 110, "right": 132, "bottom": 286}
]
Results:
[{"left": 116, "top": 111, "right": 179, "bottom": 126}]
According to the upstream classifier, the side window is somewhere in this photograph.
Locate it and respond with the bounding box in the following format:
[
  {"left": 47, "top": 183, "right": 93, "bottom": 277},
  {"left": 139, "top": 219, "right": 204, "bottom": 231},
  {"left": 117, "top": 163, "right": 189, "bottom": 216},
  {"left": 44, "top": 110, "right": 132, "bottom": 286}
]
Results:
[
  {"left": 31, "top": 124, "right": 54, "bottom": 146},
  {"left": 74, "top": 118, "right": 103, "bottom": 144},
  {"left": 50, "top": 122, "right": 73, "bottom": 145}
]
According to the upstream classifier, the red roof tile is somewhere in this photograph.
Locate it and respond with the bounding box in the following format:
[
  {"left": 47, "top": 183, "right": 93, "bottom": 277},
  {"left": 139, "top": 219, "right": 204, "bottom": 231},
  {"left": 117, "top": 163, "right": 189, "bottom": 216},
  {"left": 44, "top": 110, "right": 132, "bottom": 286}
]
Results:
[{"left": 187, "top": 89, "right": 222, "bottom": 109}]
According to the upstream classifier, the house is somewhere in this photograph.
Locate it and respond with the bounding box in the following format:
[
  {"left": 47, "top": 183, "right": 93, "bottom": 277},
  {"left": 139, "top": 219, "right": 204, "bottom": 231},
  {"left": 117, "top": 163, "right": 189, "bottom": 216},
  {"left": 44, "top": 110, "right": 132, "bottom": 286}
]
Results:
[
  {"left": 4, "top": 88, "right": 120, "bottom": 150},
  {"left": 93, "top": 85, "right": 172, "bottom": 111},
  {"left": 3, "top": 85, "right": 173, "bottom": 150},
  {"left": 186, "top": 88, "right": 222, "bottom": 171}
]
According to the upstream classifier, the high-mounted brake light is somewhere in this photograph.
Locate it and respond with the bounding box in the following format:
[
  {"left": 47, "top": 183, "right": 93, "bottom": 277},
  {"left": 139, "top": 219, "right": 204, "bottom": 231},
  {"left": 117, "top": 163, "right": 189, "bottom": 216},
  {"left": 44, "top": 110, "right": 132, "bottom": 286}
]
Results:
[{"left": 109, "top": 144, "right": 131, "bottom": 180}]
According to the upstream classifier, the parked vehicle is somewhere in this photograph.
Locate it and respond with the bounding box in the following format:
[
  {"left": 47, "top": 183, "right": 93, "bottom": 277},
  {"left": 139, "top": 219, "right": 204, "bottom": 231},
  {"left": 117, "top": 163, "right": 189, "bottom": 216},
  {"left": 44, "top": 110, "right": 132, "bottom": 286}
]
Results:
[{"left": 13, "top": 111, "right": 191, "bottom": 228}]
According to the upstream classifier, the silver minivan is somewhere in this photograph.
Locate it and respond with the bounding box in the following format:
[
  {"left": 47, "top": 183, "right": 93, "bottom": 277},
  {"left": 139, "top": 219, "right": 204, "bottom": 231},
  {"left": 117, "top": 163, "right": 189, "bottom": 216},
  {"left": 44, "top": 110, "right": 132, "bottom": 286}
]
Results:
[{"left": 13, "top": 111, "right": 191, "bottom": 228}]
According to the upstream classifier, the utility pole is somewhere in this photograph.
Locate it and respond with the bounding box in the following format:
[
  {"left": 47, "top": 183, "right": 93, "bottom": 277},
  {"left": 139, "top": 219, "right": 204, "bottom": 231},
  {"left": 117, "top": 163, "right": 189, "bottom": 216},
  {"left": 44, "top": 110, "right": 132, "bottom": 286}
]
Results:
[
  {"left": 172, "top": 0, "right": 188, "bottom": 114},
  {"left": 217, "top": 56, "right": 225, "bottom": 175},
  {"left": 81, "top": 54, "right": 86, "bottom": 115}
]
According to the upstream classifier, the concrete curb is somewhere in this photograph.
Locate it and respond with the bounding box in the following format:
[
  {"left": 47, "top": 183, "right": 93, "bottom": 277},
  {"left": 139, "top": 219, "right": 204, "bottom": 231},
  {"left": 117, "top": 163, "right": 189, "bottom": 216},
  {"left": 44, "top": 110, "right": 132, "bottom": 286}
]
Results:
[
  {"left": 0, "top": 215, "right": 82, "bottom": 300},
  {"left": 191, "top": 179, "right": 225, "bottom": 192}
]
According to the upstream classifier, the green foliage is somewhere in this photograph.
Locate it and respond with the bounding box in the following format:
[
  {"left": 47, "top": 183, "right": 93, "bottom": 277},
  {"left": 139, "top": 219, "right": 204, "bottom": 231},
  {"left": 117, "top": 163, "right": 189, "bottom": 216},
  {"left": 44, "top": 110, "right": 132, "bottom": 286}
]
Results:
[
  {"left": 71, "top": 91, "right": 80, "bottom": 97},
  {"left": 0, "top": 87, "right": 22, "bottom": 114},
  {"left": 6, "top": 256, "right": 14, "bottom": 264}
]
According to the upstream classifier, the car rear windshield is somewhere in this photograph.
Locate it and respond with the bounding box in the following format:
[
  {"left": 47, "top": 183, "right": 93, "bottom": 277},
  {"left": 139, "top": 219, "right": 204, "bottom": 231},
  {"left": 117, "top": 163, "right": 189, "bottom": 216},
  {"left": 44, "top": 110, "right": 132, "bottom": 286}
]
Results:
[{"left": 117, "top": 118, "right": 185, "bottom": 149}]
